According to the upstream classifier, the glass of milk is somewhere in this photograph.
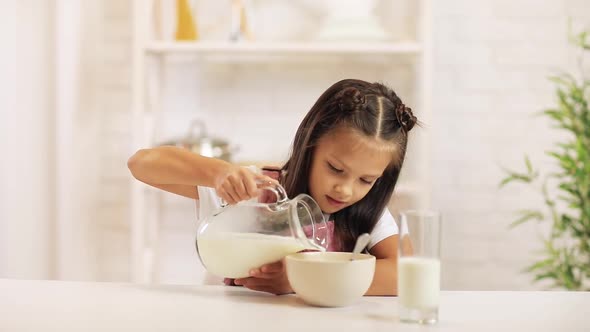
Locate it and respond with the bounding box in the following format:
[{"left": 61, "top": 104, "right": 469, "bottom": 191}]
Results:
[{"left": 397, "top": 210, "right": 441, "bottom": 324}]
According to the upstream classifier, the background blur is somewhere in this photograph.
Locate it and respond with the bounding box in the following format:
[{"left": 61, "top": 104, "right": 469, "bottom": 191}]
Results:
[{"left": 1, "top": 0, "right": 589, "bottom": 290}]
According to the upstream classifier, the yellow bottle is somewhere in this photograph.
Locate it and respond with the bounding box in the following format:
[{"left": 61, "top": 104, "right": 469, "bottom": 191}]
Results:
[{"left": 175, "top": 0, "right": 198, "bottom": 41}]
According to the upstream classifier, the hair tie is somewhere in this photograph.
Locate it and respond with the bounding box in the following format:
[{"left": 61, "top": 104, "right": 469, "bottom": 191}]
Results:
[
  {"left": 395, "top": 103, "right": 417, "bottom": 132},
  {"left": 338, "top": 87, "right": 365, "bottom": 112}
]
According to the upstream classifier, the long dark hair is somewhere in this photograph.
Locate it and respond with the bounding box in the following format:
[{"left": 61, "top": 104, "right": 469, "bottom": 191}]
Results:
[{"left": 280, "top": 79, "right": 418, "bottom": 251}]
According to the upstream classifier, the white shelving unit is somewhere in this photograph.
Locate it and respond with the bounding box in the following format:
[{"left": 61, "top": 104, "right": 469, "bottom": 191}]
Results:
[
  {"left": 145, "top": 41, "right": 423, "bottom": 56},
  {"left": 131, "top": 0, "right": 432, "bottom": 283}
]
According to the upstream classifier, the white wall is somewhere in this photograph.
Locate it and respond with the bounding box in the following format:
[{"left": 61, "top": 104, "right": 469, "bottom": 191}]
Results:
[
  {"left": 60, "top": 0, "right": 590, "bottom": 289},
  {"left": 0, "top": 1, "right": 55, "bottom": 279},
  {"left": 432, "top": 0, "right": 590, "bottom": 290}
]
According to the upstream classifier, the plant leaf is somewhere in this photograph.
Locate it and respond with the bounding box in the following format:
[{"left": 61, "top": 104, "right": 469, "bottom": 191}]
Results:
[
  {"left": 509, "top": 210, "right": 544, "bottom": 228},
  {"left": 525, "top": 258, "right": 554, "bottom": 272},
  {"left": 525, "top": 155, "right": 533, "bottom": 174}
]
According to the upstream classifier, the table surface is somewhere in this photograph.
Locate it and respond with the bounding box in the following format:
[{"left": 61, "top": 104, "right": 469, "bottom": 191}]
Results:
[{"left": 1, "top": 279, "right": 589, "bottom": 332}]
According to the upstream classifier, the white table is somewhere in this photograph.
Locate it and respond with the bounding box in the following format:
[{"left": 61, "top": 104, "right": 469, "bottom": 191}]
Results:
[{"left": 0, "top": 279, "right": 588, "bottom": 331}]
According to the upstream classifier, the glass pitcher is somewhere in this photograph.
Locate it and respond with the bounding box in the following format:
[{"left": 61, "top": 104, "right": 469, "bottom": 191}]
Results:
[{"left": 195, "top": 182, "right": 329, "bottom": 279}]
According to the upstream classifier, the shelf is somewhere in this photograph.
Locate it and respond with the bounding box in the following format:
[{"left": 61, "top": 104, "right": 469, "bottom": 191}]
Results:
[{"left": 145, "top": 41, "right": 423, "bottom": 57}]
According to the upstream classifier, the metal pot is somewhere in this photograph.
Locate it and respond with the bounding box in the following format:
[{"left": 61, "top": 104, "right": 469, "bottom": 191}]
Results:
[{"left": 160, "top": 120, "right": 238, "bottom": 162}]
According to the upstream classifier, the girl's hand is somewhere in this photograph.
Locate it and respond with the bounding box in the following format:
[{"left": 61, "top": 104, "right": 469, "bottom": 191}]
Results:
[
  {"left": 234, "top": 260, "right": 293, "bottom": 295},
  {"left": 214, "top": 166, "right": 277, "bottom": 205}
]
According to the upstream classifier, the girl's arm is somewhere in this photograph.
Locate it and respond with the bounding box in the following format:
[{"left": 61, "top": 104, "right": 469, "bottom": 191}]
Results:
[
  {"left": 366, "top": 235, "right": 399, "bottom": 296},
  {"left": 128, "top": 146, "right": 275, "bottom": 202}
]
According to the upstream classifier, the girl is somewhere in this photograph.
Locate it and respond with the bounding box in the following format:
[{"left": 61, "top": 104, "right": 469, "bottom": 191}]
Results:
[{"left": 128, "top": 79, "right": 417, "bottom": 296}]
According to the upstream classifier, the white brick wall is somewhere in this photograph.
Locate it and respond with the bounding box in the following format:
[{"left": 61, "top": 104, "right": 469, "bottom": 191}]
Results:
[
  {"left": 432, "top": 0, "right": 589, "bottom": 290},
  {"left": 94, "top": 0, "right": 590, "bottom": 289}
]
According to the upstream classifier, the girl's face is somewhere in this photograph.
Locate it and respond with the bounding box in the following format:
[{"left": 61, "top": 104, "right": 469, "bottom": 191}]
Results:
[{"left": 309, "top": 127, "right": 394, "bottom": 214}]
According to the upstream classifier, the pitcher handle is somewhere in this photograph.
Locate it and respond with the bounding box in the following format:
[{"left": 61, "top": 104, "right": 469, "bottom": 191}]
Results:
[
  {"left": 257, "top": 180, "right": 289, "bottom": 205},
  {"left": 219, "top": 180, "right": 288, "bottom": 208}
]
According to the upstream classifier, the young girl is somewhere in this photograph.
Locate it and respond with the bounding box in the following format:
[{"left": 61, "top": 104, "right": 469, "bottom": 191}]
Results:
[{"left": 128, "top": 79, "right": 417, "bottom": 296}]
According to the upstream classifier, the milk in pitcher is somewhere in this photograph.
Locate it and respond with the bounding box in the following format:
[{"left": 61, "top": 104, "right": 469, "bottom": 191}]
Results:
[{"left": 198, "top": 232, "right": 320, "bottom": 278}]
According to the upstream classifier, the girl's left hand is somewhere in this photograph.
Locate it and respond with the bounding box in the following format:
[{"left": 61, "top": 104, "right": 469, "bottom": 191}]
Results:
[{"left": 234, "top": 260, "right": 293, "bottom": 295}]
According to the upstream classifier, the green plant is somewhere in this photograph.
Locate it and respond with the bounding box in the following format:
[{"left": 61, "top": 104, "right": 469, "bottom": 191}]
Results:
[{"left": 500, "top": 27, "right": 590, "bottom": 291}]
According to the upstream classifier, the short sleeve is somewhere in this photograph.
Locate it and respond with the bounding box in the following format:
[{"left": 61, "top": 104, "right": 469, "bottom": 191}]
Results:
[{"left": 368, "top": 209, "right": 399, "bottom": 249}]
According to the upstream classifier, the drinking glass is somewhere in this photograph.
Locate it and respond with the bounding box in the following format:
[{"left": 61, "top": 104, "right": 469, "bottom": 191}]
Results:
[{"left": 397, "top": 210, "right": 441, "bottom": 324}]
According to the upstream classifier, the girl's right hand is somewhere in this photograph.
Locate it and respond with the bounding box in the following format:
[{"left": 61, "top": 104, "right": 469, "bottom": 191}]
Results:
[{"left": 214, "top": 166, "right": 278, "bottom": 205}]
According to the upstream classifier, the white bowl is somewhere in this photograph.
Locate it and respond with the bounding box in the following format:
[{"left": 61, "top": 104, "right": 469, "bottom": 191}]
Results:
[{"left": 285, "top": 252, "right": 376, "bottom": 307}]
